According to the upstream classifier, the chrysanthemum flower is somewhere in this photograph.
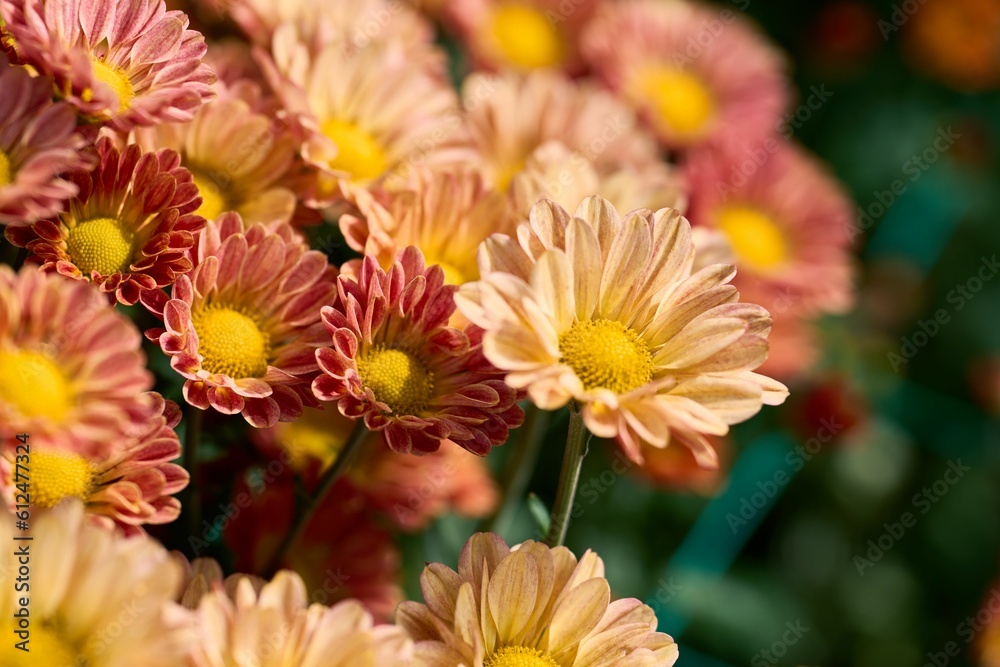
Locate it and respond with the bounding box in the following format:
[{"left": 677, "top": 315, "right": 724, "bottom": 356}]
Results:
[
  {"left": 456, "top": 197, "right": 788, "bottom": 467},
  {"left": 0, "top": 266, "right": 158, "bottom": 457},
  {"left": 339, "top": 168, "right": 516, "bottom": 285},
  {"left": 187, "top": 570, "right": 413, "bottom": 667},
  {"left": 5, "top": 137, "right": 207, "bottom": 305},
  {"left": 635, "top": 435, "right": 729, "bottom": 496},
  {"left": 312, "top": 247, "right": 524, "bottom": 455},
  {"left": 509, "top": 141, "right": 687, "bottom": 218},
  {"left": 582, "top": 0, "right": 789, "bottom": 152},
  {"left": 398, "top": 532, "right": 679, "bottom": 667},
  {"left": 0, "top": 0, "right": 215, "bottom": 130},
  {"left": 0, "top": 55, "right": 93, "bottom": 226},
  {"left": 684, "top": 141, "right": 855, "bottom": 319},
  {"left": 1, "top": 394, "right": 188, "bottom": 535},
  {"left": 0, "top": 501, "right": 192, "bottom": 667},
  {"left": 255, "top": 406, "right": 500, "bottom": 530},
  {"left": 903, "top": 0, "right": 1000, "bottom": 92},
  {"left": 265, "top": 32, "right": 462, "bottom": 194},
  {"left": 443, "top": 0, "right": 601, "bottom": 72},
  {"left": 133, "top": 80, "right": 301, "bottom": 226},
  {"left": 142, "top": 212, "right": 337, "bottom": 427},
  {"left": 460, "top": 70, "right": 664, "bottom": 193}
]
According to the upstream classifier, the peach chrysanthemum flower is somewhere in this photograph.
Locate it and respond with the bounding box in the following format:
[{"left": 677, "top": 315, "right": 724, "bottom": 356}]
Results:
[
  {"left": 0, "top": 266, "right": 158, "bottom": 457},
  {"left": 312, "top": 247, "right": 523, "bottom": 455},
  {"left": 582, "top": 0, "right": 789, "bottom": 152},
  {"left": 398, "top": 532, "right": 679, "bottom": 667},
  {"left": 456, "top": 197, "right": 788, "bottom": 467},
  {"left": 255, "top": 406, "right": 499, "bottom": 530},
  {"left": 339, "top": 168, "right": 516, "bottom": 286},
  {"left": 443, "top": 0, "right": 601, "bottom": 72},
  {"left": 0, "top": 0, "right": 215, "bottom": 130},
  {"left": 1, "top": 394, "right": 188, "bottom": 535},
  {"left": 133, "top": 80, "right": 303, "bottom": 226},
  {"left": 0, "top": 501, "right": 192, "bottom": 666},
  {"left": 684, "top": 141, "right": 855, "bottom": 319},
  {"left": 0, "top": 55, "right": 94, "bottom": 225},
  {"left": 264, "top": 30, "right": 462, "bottom": 195},
  {"left": 6, "top": 137, "right": 207, "bottom": 305},
  {"left": 459, "top": 70, "right": 664, "bottom": 193},
  {"left": 187, "top": 570, "right": 413, "bottom": 667},
  {"left": 142, "top": 212, "right": 337, "bottom": 427}
]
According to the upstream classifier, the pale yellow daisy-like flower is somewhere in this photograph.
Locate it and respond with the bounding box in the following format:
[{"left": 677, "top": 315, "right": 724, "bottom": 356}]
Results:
[
  {"left": 398, "top": 532, "right": 679, "bottom": 667},
  {"left": 456, "top": 197, "right": 788, "bottom": 467},
  {"left": 187, "top": 569, "right": 413, "bottom": 667},
  {"left": 0, "top": 500, "right": 192, "bottom": 667}
]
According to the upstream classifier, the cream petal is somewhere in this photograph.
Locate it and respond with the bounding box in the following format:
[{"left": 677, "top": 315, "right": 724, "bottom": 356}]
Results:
[
  {"left": 531, "top": 249, "right": 576, "bottom": 332},
  {"left": 487, "top": 551, "right": 539, "bottom": 641},
  {"left": 668, "top": 375, "right": 765, "bottom": 425},
  {"left": 546, "top": 578, "right": 610, "bottom": 659},
  {"left": 653, "top": 317, "right": 748, "bottom": 369},
  {"left": 599, "top": 212, "right": 652, "bottom": 322},
  {"left": 575, "top": 196, "right": 621, "bottom": 262},
  {"left": 659, "top": 394, "right": 730, "bottom": 436},
  {"left": 565, "top": 217, "right": 602, "bottom": 321}
]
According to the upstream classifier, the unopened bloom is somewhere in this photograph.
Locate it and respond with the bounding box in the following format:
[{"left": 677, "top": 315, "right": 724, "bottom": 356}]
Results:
[
  {"left": 187, "top": 570, "right": 412, "bottom": 667},
  {"left": 0, "top": 55, "right": 93, "bottom": 225},
  {"left": 0, "top": 501, "right": 192, "bottom": 666},
  {"left": 1, "top": 394, "right": 188, "bottom": 535},
  {"left": 398, "top": 532, "right": 679, "bottom": 667},
  {"left": 457, "top": 197, "right": 788, "bottom": 467},
  {"left": 312, "top": 247, "right": 524, "bottom": 455},
  {"left": 143, "top": 212, "right": 337, "bottom": 427},
  {"left": 582, "top": 0, "right": 789, "bottom": 152},
  {"left": 0, "top": 266, "right": 158, "bottom": 457},
  {"left": 1, "top": 0, "right": 215, "bottom": 130},
  {"left": 6, "top": 137, "right": 207, "bottom": 305}
]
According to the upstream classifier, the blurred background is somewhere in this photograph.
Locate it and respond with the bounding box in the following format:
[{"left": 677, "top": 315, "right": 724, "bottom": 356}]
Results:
[{"left": 414, "top": 2, "right": 1000, "bottom": 666}]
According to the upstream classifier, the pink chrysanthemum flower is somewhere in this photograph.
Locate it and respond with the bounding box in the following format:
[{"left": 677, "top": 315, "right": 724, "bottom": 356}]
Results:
[
  {"left": 460, "top": 70, "right": 664, "bottom": 193},
  {"left": 133, "top": 80, "right": 302, "bottom": 226},
  {"left": 398, "top": 533, "right": 679, "bottom": 667},
  {"left": 264, "top": 31, "right": 463, "bottom": 196},
  {"left": 0, "top": 0, "right": 216, "bottom": 130},
  {"left": 186, "top": 570, "right": 413, "bottom": 667},
  {"left": 457, "top": 197, "right": 788, "bottom": 467},
  {"left": 142, "top": 212, "right": 337, "bottom": 427},
  {"left": 1, "top": 394, "right": 188, "bottom": 535},
  {"left": 0, "top": 501, "right": 193, "bottom": 667},
  {"left": 0, "top": 55, "right": 93, "bottom": 225},
  {"left": 443, "top": 0, "right": 601, "bottom": 72},
  {"left": 339, "top": 168, "right": 516, "bottom": 286},
  {"left": 312, "top": 247, "right": 524, "bottom": 455},
  {"left": 684, "top": 141, "right": 855, "bottom": 318},
  {"left": 582, "top": 0, "right": 790, "bottom": 152},
  {"left": 0, "top": 266, "right": 158, "bottom": 457},
  {"left": 5, "top": 137, "right": 206, "bottom": 305}
]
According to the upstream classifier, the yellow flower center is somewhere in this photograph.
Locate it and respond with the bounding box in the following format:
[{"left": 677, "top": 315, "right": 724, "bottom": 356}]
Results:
[
  {"left": 356, "top": 346, "right": 435, "bottom": 415},
  {"left": 485, "top": 646, "right": 559, "bottom": 667},
  {"left": 0, "top": 150, "right": 12, "bottom": 186},
  {"left": 191, "top": 171, "right": 230, "bottom": 221},
  {"left": 91, "top": 58, "right": 135, "bottom": 114},
  {"left": 281, "top": 414, "right": 349, "bottom": 470},
  {"left": 632, "top": 65, "right": 715, "bottom": 139},
  {"left": 26, "top": 449, "right": 95, "bottom": 509},
  {"left": 191, "top": 305, "right": 271, "bottom": 379},
  {"left": 559, "top": 319, "right": 654, "bottom": 394},
  {"left": 488, "top": 4, "right": 566, "bottom": 69},
  {"left": 321, "top": 118, "right": 389, "bottom": 181},
  {"left": 0, "top": 623, "right": 81, "bottom": 667},
  {"left": 66, "top": 217, "right": 135, "bottom": 276},
  {"left": 716, "top": 205, "right": 789, "bottom": 273},
  {"left": 0, "top": 348, "right": 72, "bottom": 420}
]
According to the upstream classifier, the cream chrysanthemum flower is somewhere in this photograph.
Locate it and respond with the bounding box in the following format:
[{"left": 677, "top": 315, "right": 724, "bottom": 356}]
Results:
[
  {"left": 398, "top": 532, "right": 679, "bottom": 667},
  {"left": 1, "top": 0, "right": 215, "bottom": 130},
  {"left": 0, "top": 266, "right": 158, "bottom": 457},
  {"left": 187, "top": 570, "right": 413, "bottom": 667},
  {"left": 457, "top": 197, "right": 788, "bottom": 467},
  {"left": 142, "top": 212, "right": 338, "bottom": 427},
  {"left": 0, "top": 500, "right": 192, "bottom": 667}
]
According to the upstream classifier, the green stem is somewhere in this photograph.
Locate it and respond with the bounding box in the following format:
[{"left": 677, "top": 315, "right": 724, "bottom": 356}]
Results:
[
  {"left": 546, "top": 406, "right": 590, "bottom": 547},
  {"left": 182, "top": 406, "right": 204, "bottom": 547},
  {"left": 265, "top": 420, "right": 368, "bottom": 576},
  {"left": 483, "top": 404, "right": 548, "bottom": 537}
]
